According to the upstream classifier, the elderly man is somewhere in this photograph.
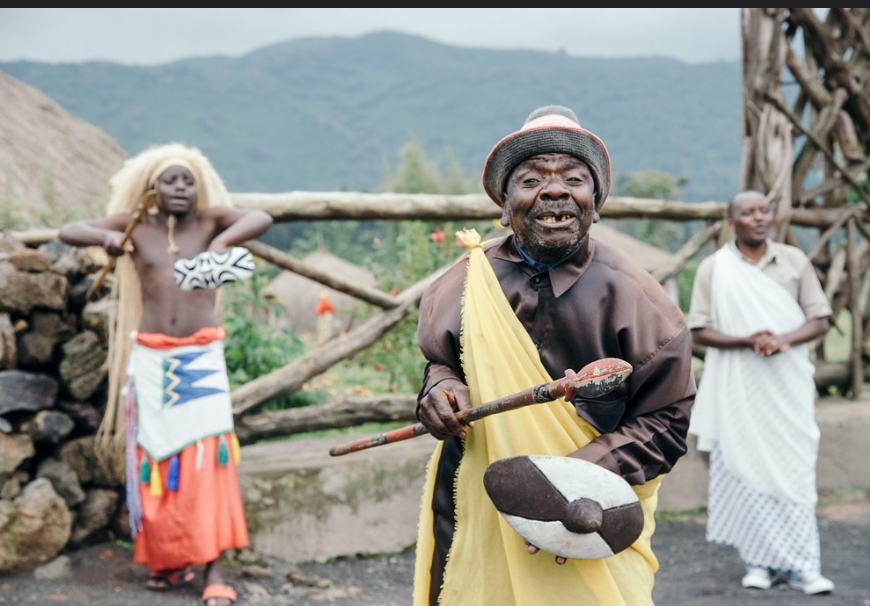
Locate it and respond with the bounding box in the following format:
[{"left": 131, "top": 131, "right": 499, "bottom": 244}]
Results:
[
  {"left": 688, "top": 190, "right": 834, "bottom": 595},
  {"left": 412, "top": 106, "right": 697, "bottom": 606}
]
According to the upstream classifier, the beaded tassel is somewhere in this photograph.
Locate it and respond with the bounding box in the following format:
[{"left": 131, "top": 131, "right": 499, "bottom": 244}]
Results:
[
  {"left": 218, "top": 435, "right": 229, "bottom": 466},
  {"left": 125, "top": 375, "right": 143, "bottom": 537},
  {"left": 150, "top": 460, "right": 163, "bottom": 497},
  {"left": 231, "top": 433, "right": 241, "bottom": 463},
  {"left": 139, "top": 457, "right": 151, "bottom": 483},
  {"left": 166, "top": 453, "right": 180, "bottom": 491}
]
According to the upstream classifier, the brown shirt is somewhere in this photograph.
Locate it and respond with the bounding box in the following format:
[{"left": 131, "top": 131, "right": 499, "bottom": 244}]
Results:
[{"left": 417, "top": 233, "right": 697, "bottom": 485}]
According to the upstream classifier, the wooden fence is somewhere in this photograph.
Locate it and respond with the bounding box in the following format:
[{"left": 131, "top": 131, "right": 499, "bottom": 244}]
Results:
[{"left": 10, "top": 192, "right": 870, "bottom": 443}]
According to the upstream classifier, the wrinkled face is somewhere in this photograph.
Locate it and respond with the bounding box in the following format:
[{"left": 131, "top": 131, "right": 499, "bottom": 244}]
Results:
[
  {"left": 728, "top": 191, "right": 772, "bottom": 248},
  {"left": 502, "top": 154, "right": 598, "bottom": 264},
  {"left": 156, "top": 166, "right": 197, "bottom": 215}
]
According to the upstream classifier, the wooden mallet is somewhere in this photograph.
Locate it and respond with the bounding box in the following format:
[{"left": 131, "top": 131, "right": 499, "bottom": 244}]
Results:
[{"left": 328, "top": 357, "right": 632, "bottom": 457}]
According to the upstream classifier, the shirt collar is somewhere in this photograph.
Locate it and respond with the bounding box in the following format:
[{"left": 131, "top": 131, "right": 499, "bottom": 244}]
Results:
[
  {"left": 727, "top": 238, "right": 777, "bottom": 269},
  {"left": 492, "top": 234, "right": 595, "bottom": 298},
  {"left": 514, "top": 242, "right": 555, "bottom": 273}
]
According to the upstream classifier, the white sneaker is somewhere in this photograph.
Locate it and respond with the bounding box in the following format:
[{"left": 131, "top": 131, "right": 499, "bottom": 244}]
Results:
[
  {"left": 787, "top": 572, "right": 835, "bottom": 595},
  {"left": 741, "top": 567, "right": 772, "bottom": 590}
]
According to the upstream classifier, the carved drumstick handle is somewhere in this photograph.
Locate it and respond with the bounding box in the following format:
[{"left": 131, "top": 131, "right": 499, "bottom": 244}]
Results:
[{"left": 328, "top": 357, "right": 632, "bottom": 457}]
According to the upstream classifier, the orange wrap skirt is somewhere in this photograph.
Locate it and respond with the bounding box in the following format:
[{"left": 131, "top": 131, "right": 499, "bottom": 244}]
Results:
[{"left": 130, "top": 327, "right": 249, "bottom": 570}]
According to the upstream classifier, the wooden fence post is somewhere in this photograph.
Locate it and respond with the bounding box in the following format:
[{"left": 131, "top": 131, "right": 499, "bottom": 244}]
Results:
[{"left": 847, "top": 217, "right": 865, "bottom": 398}]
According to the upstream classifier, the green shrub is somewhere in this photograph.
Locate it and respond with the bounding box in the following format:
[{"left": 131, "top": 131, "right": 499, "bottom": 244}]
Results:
[{"left": 221, "top": 270, "right": 326, "bottom": 411}]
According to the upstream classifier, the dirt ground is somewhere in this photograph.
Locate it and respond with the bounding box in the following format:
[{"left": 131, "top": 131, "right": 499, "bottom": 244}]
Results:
[{"left": 1, "top": 502, "right": 867, "bottom": 606}]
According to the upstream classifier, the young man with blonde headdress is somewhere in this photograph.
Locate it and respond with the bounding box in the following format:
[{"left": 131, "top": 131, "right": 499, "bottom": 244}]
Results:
[
  {"left": 59, "top": 143, "right": 272, "bottom": 606},
  {"left": 412, "top": 106, "right": 696, "bottom": 605}
]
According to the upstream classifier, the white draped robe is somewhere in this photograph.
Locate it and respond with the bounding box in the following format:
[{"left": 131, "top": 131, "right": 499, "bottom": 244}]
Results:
[{"left": 689, "top": 245, "right": 823, "bottom": 573}]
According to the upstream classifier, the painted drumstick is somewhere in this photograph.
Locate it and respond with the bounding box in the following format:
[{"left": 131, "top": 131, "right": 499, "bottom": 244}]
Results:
[
  {"left": 328, "top": 357, "right": 632, "bottom": 457},
  {"left": 86, "top": 191, "right": 157, "bottom": 300}
]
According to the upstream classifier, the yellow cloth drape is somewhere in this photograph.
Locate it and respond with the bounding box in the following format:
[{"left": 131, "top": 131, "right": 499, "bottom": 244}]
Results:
[{"left": 412, "top": 229, "right": 663, "bottom": 606}]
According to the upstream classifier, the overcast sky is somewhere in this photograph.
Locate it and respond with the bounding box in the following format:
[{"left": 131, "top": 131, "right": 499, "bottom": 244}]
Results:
[{"left": 0, "top": 8, "right": 741, "bottom": 65}]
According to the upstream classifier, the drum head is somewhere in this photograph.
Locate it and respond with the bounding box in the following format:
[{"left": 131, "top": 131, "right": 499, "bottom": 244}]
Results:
[{"left": 483, "top": 455, "right": 644, "bottom": 560}]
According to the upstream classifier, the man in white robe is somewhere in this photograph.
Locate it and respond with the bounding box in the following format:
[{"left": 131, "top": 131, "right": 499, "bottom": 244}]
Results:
[{"left": 688, "top": 190, "right": 834, "bottom": 595}]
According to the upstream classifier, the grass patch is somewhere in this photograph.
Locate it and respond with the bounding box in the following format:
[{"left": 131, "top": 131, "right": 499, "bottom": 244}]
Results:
[
  {"left": 655, "top": 506, "right": 708, "bottom": 521},
  {"left": 817, "top": 485, "right": 870, "bottom": 508}
]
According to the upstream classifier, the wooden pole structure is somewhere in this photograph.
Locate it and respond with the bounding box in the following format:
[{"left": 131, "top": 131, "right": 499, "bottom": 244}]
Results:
[
  {"left": 847, "top": 217, "right": 865, "bottom": 398},
  {"left": 808, "top": 209, "right": 855, "bottom": 262},
  {"left": 740, "top": 8, "right": 792, "bottom": 241}
]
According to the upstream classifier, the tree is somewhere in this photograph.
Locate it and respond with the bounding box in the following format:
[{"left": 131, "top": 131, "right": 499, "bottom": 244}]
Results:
[
  {"left": 383, "top": 135, "right": 445, "bottom": 195},
  {"left": 612, "top": 170, "right": 690, "bottom": 252},
  {"left": 363, "top": 135, "right": 487, "bottom": 392}
]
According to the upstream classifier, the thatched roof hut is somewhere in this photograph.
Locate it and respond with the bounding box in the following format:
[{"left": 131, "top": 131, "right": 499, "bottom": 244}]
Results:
[
  {"left": 261, "top": 249, "right": 377, "bottom": 336},
  {"left": 590, "top": 223, "right": 675, "bottom": 274},
  {"left": 590, "top": 222, "right": 679, "bottom": 304},
  {"left": 0, "top": 70, "right": 127, "bottom": 228}
]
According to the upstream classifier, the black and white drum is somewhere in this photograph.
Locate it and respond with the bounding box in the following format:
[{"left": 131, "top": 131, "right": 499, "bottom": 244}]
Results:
[
  {"left": 174, "top": 247, "right": 255, "bottom": 291},
  {"left": 483, "top": 455, "right": 644, "bottom": 560}
]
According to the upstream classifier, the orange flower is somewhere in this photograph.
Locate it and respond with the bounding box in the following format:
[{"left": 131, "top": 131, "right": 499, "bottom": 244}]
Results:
[{"left": 315, "top": 291, "right": 336, "bottom": 315}]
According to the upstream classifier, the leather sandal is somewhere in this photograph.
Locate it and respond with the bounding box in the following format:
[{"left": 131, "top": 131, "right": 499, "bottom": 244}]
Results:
[
  {"left": 201, "top": 583, "right": 238, "bottom": 605},
  {"left": 145, "top": 568, "right": 195, "bottom": 591}
]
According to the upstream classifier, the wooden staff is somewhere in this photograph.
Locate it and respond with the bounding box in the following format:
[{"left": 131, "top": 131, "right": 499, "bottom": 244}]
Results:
[
  {"left": 329, "top": 357, "right": 632, "bottom": 457},
  {"left": 86, "top": 192, "right": 156, "bottom": 300}
]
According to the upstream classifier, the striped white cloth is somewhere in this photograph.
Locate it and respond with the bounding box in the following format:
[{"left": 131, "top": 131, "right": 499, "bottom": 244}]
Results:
[{"left": 707, "top": 446, "right": 821, "bottom": 575}]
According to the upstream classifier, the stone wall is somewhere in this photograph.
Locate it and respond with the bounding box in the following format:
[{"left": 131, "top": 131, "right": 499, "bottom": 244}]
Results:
[
  {"left": 239, "top": 434, "right": 435, "bottom": 564},
  {"left": 0, "top": 235, "right": 123, "bottom": 573}
]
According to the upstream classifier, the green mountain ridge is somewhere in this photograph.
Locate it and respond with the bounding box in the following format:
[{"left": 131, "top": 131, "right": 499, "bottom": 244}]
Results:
[{"left": 1, "top": 30, "right": 742, "bottom": 201}]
